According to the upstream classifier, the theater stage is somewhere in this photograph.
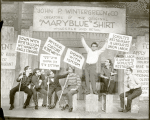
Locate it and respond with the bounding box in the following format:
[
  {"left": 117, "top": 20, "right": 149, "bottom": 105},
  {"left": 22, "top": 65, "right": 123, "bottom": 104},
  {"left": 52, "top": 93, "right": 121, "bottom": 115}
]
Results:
[{"left": 2, "top": 99, "right": 148, "bottom": 119}]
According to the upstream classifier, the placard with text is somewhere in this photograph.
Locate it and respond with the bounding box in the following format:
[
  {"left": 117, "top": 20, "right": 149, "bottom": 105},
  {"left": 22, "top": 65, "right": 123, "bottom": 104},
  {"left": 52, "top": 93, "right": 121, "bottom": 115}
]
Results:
[
  {"left": 64, "top": 48, "right": 85, "bottom": 69},
  {"left": 40, "top": 54, "right": 60, "bottom": 70},
  {"left": 107, "top": 33, "right": 132, "bottom": 52},
  {"left": 15, "top": 35, "right": 41, "bottom": 55}
]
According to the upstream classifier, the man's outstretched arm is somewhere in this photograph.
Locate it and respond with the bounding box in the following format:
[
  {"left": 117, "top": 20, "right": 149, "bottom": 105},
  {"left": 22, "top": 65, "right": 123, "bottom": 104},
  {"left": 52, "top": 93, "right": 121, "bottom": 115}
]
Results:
[
  {"left": 97, "top": 40, "right": 108, "bottom": 55},
  {"left": 81, "top": 34, "right": 90, "bottom": 52}
]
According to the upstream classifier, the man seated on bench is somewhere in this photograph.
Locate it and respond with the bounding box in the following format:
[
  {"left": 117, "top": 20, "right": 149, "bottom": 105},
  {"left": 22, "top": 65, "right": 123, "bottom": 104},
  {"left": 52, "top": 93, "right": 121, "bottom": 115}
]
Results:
[
  {"left": 57, "top": 66, "right": 81, "bottom": 112},
  {"left": 9, "top": 66, "right": 33, "bottom": 110},
  {"left": 100, "top": 59, "right": 117, "bottom": 94},
  {"left": 45, "top": 69, "right": 69, "bottom": 109},
  {"left": 31, "top": 68, "right": 48, "bottom": 110},
  {"left": 118, "top": 67, "right": 142, "bottom": 113}
]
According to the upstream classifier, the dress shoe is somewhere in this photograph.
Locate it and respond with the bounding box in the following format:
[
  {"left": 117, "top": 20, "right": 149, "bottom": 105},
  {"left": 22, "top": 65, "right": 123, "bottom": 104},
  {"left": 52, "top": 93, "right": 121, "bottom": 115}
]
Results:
[
  {"left": 23, "top": 104, "right": 26, "bottom": 109},
  {"left": 61, "top": 106, "right": 66, "bottom": 111},
  {"left": 65, "top": 104, "right": 69, "bottom": 109},
  {"left": 118, "top": 108, "right": 123, "bottom": 112},
  {"left": 35, "top": 105, "right": 38, "bottom": 110},
  {"left": 9, "top": 105, "right": 14, "bottom": 110},
  {"left": 68, "top": 107, "right": 73, "bottom": 112},
  {"left": 42, "top": 104, "right": 46, "bottom": 107},
  {"left": 49, "top": 104, "right": 55, "bottom": 109},
  {"left": 123, "top": 105, "right": 130, "bottom": 113}
]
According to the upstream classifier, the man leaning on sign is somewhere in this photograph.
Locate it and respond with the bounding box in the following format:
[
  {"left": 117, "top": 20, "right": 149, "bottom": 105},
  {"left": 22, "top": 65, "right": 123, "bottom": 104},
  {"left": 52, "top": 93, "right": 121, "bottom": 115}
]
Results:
[
  {"left": 118, "top": 67, "right": 142, "bottom": 113},
  {"left": 81, "top": 34, "right": 108, "bottom": 95}
]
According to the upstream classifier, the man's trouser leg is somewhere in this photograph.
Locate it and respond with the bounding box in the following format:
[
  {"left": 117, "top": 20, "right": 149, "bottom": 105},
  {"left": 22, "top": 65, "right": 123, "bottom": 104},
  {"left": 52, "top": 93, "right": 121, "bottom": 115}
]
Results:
[
  {"left": 90, "top": 64, "right": 97, "bottom": 93},
  {"left": 54, "top": 87, "right": 61, "bottom": 105},
  {"left": 9, "top": 84, "right": 20, "bottom": 105},
  {"left": 85, "top": 64, "right": 90, "bottom": 93},
  {"left": 31, "top": 88, "right": 38, "bottom": 106},
  {"left": 42, "top": 87, "right": 47, "bottom": 105},
  {"left": 120, "top": 90, "right": 131, "bottom": 109},
  {"left": 57, "top": 89, "right": 69, "bottom": 106},
  {"left": 67, "top": 90, "right": 78, "bottom": 108},
  {"left": 47, "top": 87, "right": 55, "bottom": 105},
  {"left": 23, "top": 86, "right": 33, "bottom": 106},
  {"left": 103, "top": 78, "right": 109, "bottom": 92},
  {"left": 108, "top": 80, "right": 115, "bottom": 94},
  {"left": 126, "top": 88, "right": 142, "bottom": 111}
]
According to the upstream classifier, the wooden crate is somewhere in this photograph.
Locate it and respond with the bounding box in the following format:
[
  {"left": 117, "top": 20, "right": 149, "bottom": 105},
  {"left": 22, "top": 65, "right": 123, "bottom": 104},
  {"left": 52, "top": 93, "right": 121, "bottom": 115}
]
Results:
[
  {"left": 14, "top": 91, "right": 24, "bottom": 108},
  {"left": 102, "top": 93, "right": 113, "bottom": 113},
  {"left": 73, "top": 94, "right": 78, "bottom": 111},
  {"left": 125, "top": 96, "right": 140, "bottom": 113},
  {"left": 131, "top": 97, "right": 140, "bottom": 113},
  {"left": 85, "top": 94, "right": 98, "bottom": 112}
]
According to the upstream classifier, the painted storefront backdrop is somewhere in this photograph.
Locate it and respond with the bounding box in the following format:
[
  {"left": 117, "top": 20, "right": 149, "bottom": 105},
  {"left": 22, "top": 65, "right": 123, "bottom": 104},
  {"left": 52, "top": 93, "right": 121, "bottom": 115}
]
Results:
[
  {"left": 132, "top": 40, "right": 149, "bottom": 97},
  {"left": 1, "top": 43, "right": 16, "bottom": 69},
  {"left": 33, "top": 6, "right": 126, "bottom": 34},
  {"left": 1, "top": 27, "right": 16, "bottom": 106}
]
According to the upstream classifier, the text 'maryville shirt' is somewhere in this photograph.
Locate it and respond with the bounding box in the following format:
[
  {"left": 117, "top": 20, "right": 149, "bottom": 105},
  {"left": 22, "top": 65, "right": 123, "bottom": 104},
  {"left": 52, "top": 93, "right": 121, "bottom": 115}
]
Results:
[{"left": 81, "top": 37, "right": 107, "bottom": 64}]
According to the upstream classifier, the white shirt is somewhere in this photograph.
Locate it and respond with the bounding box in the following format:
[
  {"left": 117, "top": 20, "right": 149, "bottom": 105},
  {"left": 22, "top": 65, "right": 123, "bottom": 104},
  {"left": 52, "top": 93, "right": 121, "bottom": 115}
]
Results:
[
  {"left": 125, "top": 74, "right": 141, "bottom": 89},
  {"left": 81, "top": 38, "right": 107, "bottom": 64}
]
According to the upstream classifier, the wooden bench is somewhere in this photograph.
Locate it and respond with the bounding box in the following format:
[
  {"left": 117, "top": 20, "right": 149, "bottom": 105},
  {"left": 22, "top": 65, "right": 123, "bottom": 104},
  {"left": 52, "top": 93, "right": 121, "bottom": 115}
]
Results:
[{"left": 102, "top": 93, "right": 113, "bottom": 113}]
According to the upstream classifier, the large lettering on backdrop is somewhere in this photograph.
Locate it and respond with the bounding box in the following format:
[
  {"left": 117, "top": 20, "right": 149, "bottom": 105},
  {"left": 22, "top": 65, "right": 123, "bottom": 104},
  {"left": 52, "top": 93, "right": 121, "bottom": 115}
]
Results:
[{"left": 33, "top": 6, "right": 126, "bottom": 33}]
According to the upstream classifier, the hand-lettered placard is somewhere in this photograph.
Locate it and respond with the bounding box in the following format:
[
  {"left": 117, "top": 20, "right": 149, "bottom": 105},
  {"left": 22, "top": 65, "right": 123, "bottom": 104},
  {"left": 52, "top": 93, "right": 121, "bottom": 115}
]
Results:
[
  {"left": 114, "top": 54, "right": 136, "bottom": 69},
  {"left": 64, "top": 48, "right": 85, "bottom": 69},
  {"left": 42, "top": 37, "right": 65, "bottom": 56},
  {"left": 107, "top": 33, "right": 132, "bottom": 52},
  {"left": 40, "top": 54, "right": 60, "bottom": 70},
  {"left": 15, "top": 35, "right": 41, "bottom": 55}
]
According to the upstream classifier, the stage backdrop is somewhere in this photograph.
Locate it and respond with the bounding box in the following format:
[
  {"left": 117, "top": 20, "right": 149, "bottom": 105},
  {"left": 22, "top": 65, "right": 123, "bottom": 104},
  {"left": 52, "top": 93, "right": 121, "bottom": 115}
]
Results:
[{"left": 33, "top": 6, "right": 126, "bottom": 34}]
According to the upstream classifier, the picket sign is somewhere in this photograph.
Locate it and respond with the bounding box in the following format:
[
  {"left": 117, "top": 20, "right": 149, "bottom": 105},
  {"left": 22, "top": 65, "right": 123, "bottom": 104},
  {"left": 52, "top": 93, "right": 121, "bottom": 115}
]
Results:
[
  {"left": 64, "top": 48, "right": 85, "bottom": 69},
  {"left": 42, "top": 37, "right": 65, "bottom": 56},
  {"left": 114, "top": 54, "right": 137, "bottom": 69},
  {"left": 107, "top": 33, "right": 132, "bottom": 52},
  {"left": 40, "top": 54, "right": 61, "bottom": 70},
  {"left": 15, "top": 35, "right": 41, "bottom": 56}
]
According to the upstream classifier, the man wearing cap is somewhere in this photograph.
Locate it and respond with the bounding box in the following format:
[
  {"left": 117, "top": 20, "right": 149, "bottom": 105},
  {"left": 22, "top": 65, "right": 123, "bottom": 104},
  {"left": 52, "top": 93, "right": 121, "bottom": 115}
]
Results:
[
  {"left": 81, "top": 34, "right": 108, "bottom": 94},
  {"left": 9, "top": 66, "right": 33, "bottom": 110}
]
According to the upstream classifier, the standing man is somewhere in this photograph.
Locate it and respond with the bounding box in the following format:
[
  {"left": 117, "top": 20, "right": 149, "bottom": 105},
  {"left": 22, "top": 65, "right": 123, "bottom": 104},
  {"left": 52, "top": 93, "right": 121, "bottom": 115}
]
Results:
[
  {"left": 9, "top": 66, "right": 33, "bottom": 110},
  {"left": 31, "top": 68, "right": 48, "bottom": 110},
  {"left": 101, "top": 59, "right": 117, "bottom": 94},
  {"left": 118, "top": 67, "right": 142, "bottom": 113},
  {"left": 81, "top": 34, "right": 108, "bottom": 94}
]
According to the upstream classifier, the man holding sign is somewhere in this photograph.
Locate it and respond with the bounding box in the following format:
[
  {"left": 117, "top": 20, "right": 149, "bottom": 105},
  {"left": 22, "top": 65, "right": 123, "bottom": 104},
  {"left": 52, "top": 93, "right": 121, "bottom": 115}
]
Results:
[
  {"left": 81, "top": 34, "right": 107, "bottom": 95},
  {"left": 46, "top": 70, "right": 69, "bottom": 109},
  {"left": 9, "top": 66, "right": 33, "bottom": 110}
]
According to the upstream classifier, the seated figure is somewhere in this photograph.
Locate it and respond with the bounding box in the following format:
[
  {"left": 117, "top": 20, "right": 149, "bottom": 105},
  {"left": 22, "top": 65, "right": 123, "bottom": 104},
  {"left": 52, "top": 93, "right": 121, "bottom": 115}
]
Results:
[
  {"left": 57, "top": 66, "right": 81, "bottom": 112},
  {"left": 100, "top": 59, "right": 117, "bottom": 94},
  {"left": 118, "top": 67, "right": 142, "bottom": 113}
]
